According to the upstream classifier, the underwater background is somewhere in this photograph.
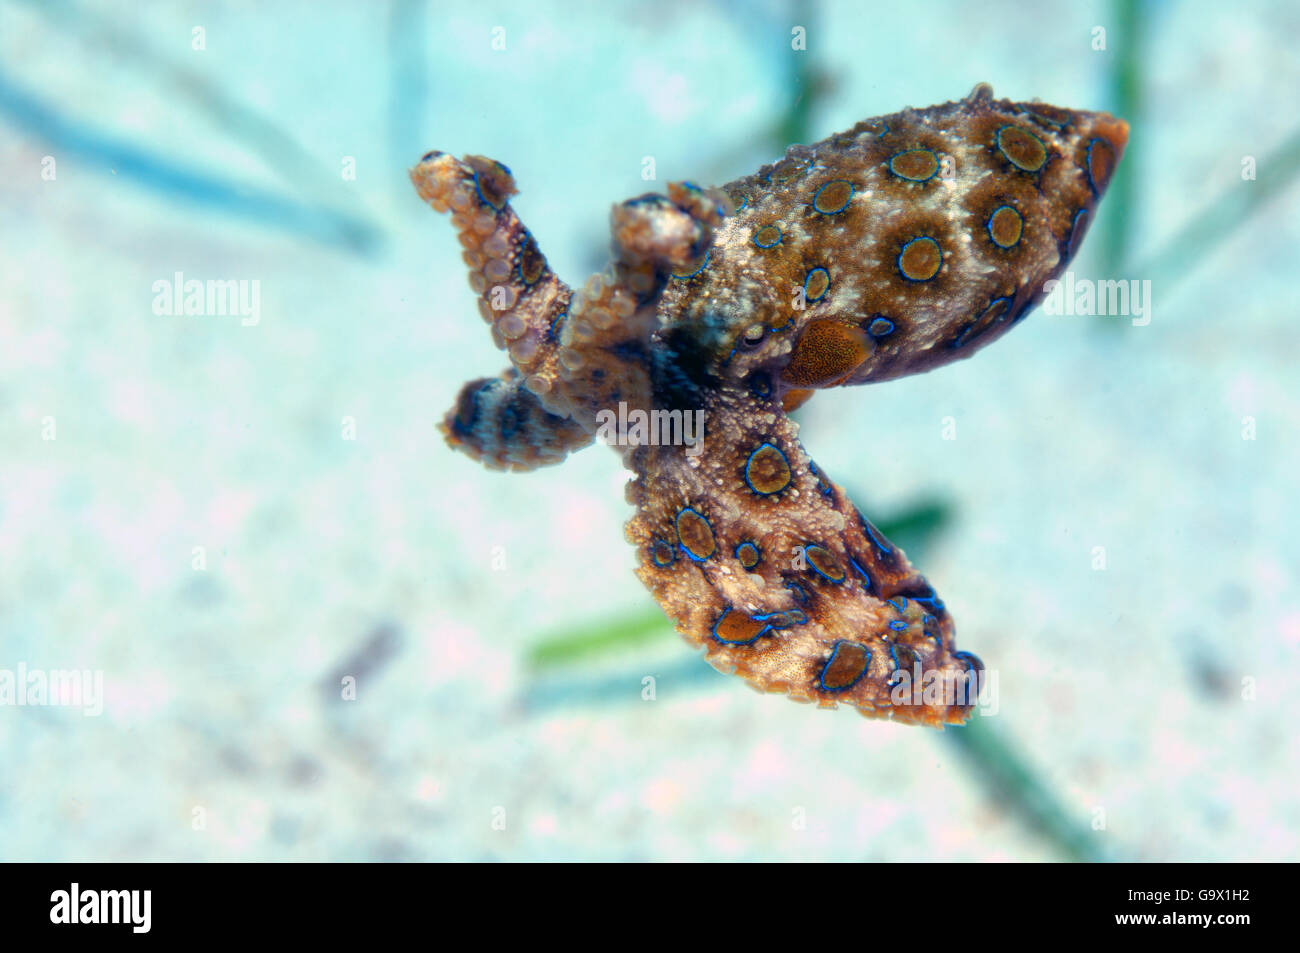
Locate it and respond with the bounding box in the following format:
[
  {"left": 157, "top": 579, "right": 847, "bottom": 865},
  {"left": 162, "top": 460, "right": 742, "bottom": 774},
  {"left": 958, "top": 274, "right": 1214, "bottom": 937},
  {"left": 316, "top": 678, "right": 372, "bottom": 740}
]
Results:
[{"left": 1, "top": 0, "right": 1297, "bottom": 861}]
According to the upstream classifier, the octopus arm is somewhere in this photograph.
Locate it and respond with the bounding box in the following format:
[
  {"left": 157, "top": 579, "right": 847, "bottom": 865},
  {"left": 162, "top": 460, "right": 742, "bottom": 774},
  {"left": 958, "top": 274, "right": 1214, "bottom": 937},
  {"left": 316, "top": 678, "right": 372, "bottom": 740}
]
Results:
[
  {"left": 623, "top": 382, "right": 982, "bottom": 727},
  {"left": 440, "top": 368, "right": 593, "bottom": 471}
]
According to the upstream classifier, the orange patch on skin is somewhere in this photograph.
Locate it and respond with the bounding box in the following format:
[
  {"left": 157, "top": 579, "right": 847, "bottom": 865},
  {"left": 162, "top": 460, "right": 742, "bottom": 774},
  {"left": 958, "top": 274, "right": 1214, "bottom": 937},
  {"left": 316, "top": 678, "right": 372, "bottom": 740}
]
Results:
[
  {"left": 1025, "top": 103, "right": 1071, "bottom": 127},
  {"left": 954, "top": 296, "right": 1014, "bottom": 348},
  {"left": 675, "top": 508, "right": 716, "bottom": 560},
  {"left": 822, "top": 641, "right": 871, "bottom": 690},
  {"left": 996, "top": 126, "right": 1047, "bottom": 172},
  {"left": 769, "top": 157, "right": 807, "bottom": 185},
  {"left": 1087, "top": 138, "right": 1116, "bottom": 192},
  {"left": 898, "top": 237, "right": 943, "bottom": 281},
  {"left": 714, "top": 610, "right": 767, "bottom": 644},
  {"left": 781, "top": 388, "right": 815, "bottom": 412},
  {"left": 745, "top": 443, "right": 793, "bottom": 495},
  {"left": 519, "top": 233, "right": 546, "bottom": 283},
  {"left": 813, "top": 180, "right": 854, "bottom": 214},
  {"left": 803, "top": 268, "right": 830, "bottom": 301},
  {"left": 464, "top": 155, "right": 517, "bottom": 208},
  {"left": 988, "top": 206, "right": 1023, "bottom": 248},
  {"left": 781, "top": 320, "right": 873, "bottom": 388},
  {"left": 805, "top": 544, "right": 846, "bottom": 582},
  {"left": 421, "top": 91, "right": 1129, "bottom": 728},
  {"left": 889, "top": 149, "right": 939, "bottom": 181}
]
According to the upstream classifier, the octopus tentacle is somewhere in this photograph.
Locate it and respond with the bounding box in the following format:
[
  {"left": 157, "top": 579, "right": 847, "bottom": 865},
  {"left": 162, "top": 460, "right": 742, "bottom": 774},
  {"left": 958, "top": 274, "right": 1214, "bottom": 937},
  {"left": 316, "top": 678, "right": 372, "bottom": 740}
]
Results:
[
  {"left": 414, "top": 87, "right": 1128, "bottom": 727},
  {"left": 410, "top": 152, "right": 577, "bottom": 420},
  {"left": 550, "top": 182, "right": 730, "bottom": 432},
  {"left": 439, "top": 368, "right": 592, "bottom": 471},
  {"left": 625, "top": 382, "right": 977, "bottom": 726}
]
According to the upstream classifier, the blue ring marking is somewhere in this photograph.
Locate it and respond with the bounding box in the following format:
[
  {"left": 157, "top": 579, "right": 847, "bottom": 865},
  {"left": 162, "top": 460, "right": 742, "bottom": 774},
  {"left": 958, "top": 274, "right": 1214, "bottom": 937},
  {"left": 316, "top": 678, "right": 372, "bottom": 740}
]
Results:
[
  {"left": 803, "top": 544, "right": 846, "bottom": 583},
  {"left": 922, "top": 614, "right": 937, "bottom": 627},
  {"left": 886, "top": 596, "right": 908, "bottom": 614},
  {"left": 784, "top": 580, "right": 810, "bottom": 604},
  {"left": 908, "top": 585, "right": 941, "bottom": 605},
  {"left": 758, "top": 609, "right": 807, "bottom": 628},
  {"left": 546, "top": 309, "right": 567, "bottom": 345},
  {"left": 986, "top": 204, "right": 1023, "bottom": 249},
  {"left": 650, "top": 540, "right": 675, "bottom": 567},
  {"left": 867, "top": 316, "right": 895, "bottom": 339},
  {"left": 1025, "top": 106, "right": 1068, "bottom": 129},
  {"left": 995, "top": 125, "right": 1047, "bottom": 172},
  {"left": 953, "top": 651, "right": 983, "bottom": 704},
  {"left": 674, "top": 506, "right": 715, "bottom": 562},
  {"left": 911, "top": 589, "right": 944, "bottom": 611},
  {"left": 752, "top": 225, "right": 783, "bottom": 249},
  {"left": 889, "top": 620, "right": 908, "bottom": 631},
  {"left": 812, "top": 180, "right": 854, "bottom": 215},
  {"left": 734, "top": 541, "right": 762, "bottom": 568},
  {"left": 951, "top": 295, "right": 1014, "bottom": 350},
  {"left": 673, "top": 252, "right": 710, "bottom": 280},
  {"left": 729, "top": 192, "right": 749, "bottom": 212},
  {"left": 743, "top": 442, "right": 792, "bottom": 496},
  {"left": 1064, "top": 207, "right": 1089, "bottom": 260},
  {"left": 886, "top": 643, "right": 920, "bottom": 687},
  {"left": 711, "top": 608, "right": 762, "bottom": 645},
  {"left": 897, "top": 236, "right": 943, "bottom": 282},
  {"left": 807, "top": 461, "right": 834, "bottom": 498},
  {"left": 888, "top": 643, "right": 909, "bottom": 672},
  {"left": 819, "top": 643, "right": 872, "bottom": 693},
  {"left": 888, "top": 148, "right": 940, "bottom": 182},
  {"left": 763, "top": 157, "right": 810, "bottom": 186},
  {"left": 712, "top": 607, "right": 806, "bottom": 645},
  {"left": 472, "top": 164, "right": 511, "bottom": 210},
  {"left": 848, "top": 557, "right": 874, "bottom": 593},
  {"left": 625, "top": 194, "right": 672, "bottom": 209},
  {"left": 886, "top": 644, "right": 907, "bottom": 687},
  {"left": 956, "top": 295, "right": 1013, "bottom": 351},
  {"left": 1085, "top": 138, "right": 1109, "bottom": 195},
  {"left": 517, "top": 229, "right": 546, "bottom": 285},
  {"left": 859, "top": 516, "right": 893, "bottom": 556},
  {"left": 802, "top": 267, "right": 831, "bottom": 302},
  {"left": 1008, "top": 296, "right": 1033, "bottom": 326}
]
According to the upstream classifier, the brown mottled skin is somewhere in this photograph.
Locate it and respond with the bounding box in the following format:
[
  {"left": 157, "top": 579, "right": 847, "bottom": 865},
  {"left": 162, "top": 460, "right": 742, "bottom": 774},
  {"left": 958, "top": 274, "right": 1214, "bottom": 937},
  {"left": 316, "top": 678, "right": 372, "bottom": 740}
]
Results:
[{"left": 413, "top": 85, "right": 1128, "bottom": 727}]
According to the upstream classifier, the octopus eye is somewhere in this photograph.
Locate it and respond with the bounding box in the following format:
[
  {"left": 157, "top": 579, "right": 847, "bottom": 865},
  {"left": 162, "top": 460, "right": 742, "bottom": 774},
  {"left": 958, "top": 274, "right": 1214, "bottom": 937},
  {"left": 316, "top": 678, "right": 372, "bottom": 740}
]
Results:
[{"left": 740, "top": 324, "right": 766, "bottom": 347}]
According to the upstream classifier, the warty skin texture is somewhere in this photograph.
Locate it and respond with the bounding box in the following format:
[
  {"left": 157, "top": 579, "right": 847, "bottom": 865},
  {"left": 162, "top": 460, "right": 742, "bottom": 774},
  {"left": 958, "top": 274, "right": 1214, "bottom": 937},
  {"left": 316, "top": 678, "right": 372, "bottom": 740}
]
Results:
[{"left": 412, "top": 85, "right": 1128, "bottom": 727}]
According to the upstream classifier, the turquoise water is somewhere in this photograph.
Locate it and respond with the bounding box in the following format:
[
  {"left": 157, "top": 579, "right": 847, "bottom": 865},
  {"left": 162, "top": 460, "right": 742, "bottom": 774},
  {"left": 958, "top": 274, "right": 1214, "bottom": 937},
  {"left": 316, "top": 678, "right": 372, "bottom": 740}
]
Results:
[{"left": 1, "top": 0, "right": 1296, "bottom": 860}]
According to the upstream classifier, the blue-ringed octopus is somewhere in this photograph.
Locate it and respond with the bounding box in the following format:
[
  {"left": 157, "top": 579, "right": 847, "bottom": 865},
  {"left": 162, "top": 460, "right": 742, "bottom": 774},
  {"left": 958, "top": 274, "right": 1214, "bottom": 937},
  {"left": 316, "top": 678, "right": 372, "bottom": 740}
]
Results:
[{"left": 411, "top": 84, "right": 1128, "bottom": 727}]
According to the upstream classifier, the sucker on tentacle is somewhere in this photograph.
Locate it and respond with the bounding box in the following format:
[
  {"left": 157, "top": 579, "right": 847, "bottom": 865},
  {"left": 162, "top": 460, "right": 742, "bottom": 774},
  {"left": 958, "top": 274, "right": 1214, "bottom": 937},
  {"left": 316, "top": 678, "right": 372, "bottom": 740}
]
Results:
[{"left": 411, "top": 85, "right": 1128, "bottom": 726}]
